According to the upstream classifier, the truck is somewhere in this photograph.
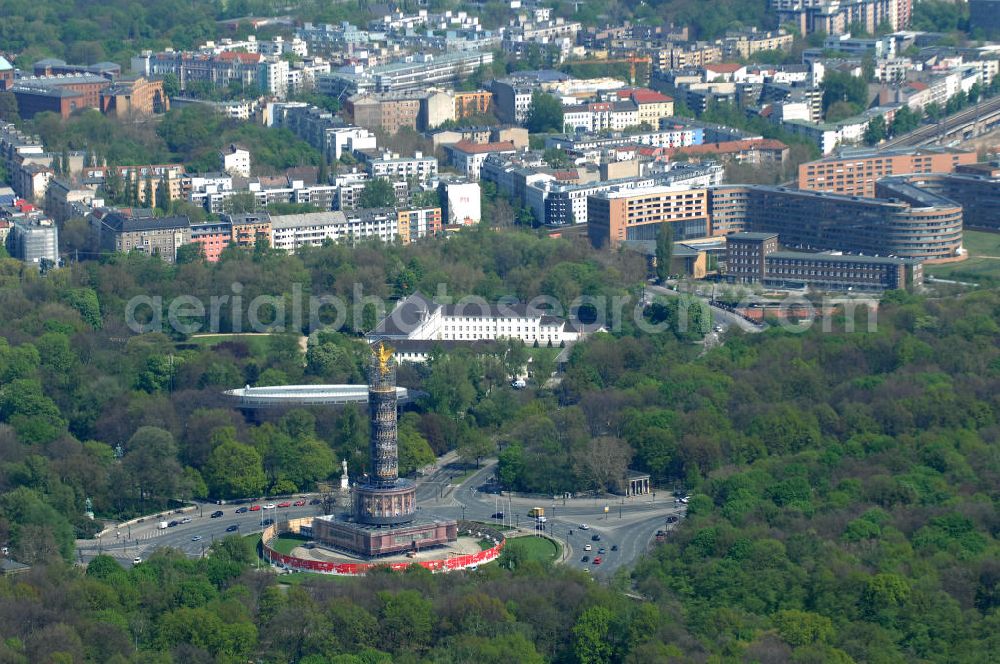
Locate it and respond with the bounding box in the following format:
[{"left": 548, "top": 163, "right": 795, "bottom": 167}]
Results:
[
  {"left": 158, "top": 521, "right": 168, "bottom": 530},
  {"left": 528, "top": 507, "right": 544, "bottom": 518}
]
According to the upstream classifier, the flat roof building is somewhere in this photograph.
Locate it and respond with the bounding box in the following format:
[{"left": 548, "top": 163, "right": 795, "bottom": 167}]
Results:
[{"left": 798, "top": 147, "right": 977, "bottom": 198}]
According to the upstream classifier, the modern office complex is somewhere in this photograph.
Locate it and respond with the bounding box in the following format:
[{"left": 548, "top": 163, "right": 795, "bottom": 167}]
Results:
[
  {"left": 7, "top": 217, "right": 58, "bottom": 267},
  {"left": 798, "top": 148, "right": 978, "bottom": 198},
  {"left": 893, "top": 170, "right": 1000, "bottom": 232},
  {"left": 588, "top": 183, "right": 963, "bottom": 263},
  {"left": 725, "top": 231, "right": 922, "bottom": 290}
]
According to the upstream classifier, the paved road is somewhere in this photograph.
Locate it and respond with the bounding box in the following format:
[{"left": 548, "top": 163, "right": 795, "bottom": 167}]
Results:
[
  {"left": 78, "top": 457, "right": 684, "bottom": 580},
  {"left": 647, "top": 282, "right": 763, "bottom": 334}
]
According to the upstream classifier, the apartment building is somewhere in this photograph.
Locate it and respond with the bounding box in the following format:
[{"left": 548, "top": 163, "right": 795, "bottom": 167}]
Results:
[
  {"left": 189, "top": 220, "right": 233, "bottom": 262},
  {"left": 346, "top": 89, "right": 454, "bottom": 134},
  {"left": 447, "top": 141, "right": 517, "bottom": 180},
  {"left": 361, "top": 151, "right": 438, "bottom": 182},
  {"left": 454, "top": 91, "right": 493, "bottom": 119},
  {"left": 764, "top": 251, "right": 921, "bottom": 290},
  {"left": 797, "top": 147, "right": 978, "bottom": 197},
  {"left": 94, "top": 212, "right": 191, "bottom": 262},
  {"left": 396, "top": 207, "right": 443, "bottom": 244},
  {"left": 608, "top": 88, "right": 675, "bottom": 128},
  {"left": 722, "top": 29, "right": 795, "bottom": 59},
  {"left": 318, "top": 50, "right": 494, "bottom": 96},
  {"left": 653, "top": 43, "right": 723, "bottom": 71},
  {"left": 226, "top": 213, "right": 272, "bottom": 249},
  {"left": 7, "top": 217, "right": 58, "bottom": 267}
]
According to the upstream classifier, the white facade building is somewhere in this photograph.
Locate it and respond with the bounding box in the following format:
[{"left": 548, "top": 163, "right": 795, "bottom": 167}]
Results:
[{"left": 374, "top": 292, "right": 583, "bottom": 347}]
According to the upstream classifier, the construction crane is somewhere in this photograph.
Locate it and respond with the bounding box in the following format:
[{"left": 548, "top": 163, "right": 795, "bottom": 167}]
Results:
[{"left": 564, "top": 54, "right": 652, "bottom": 85}]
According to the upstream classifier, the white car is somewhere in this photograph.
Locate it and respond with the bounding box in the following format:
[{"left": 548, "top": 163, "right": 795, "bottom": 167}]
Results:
[
  {"left": 584, "top": 544, "right": 592, "bottom": 551},
  {"left": 263, "top": 503, "right": 276, "bottom": 510},
  {"left": 579, "top": 524, "right": 589, "bottom": 530},
  {"left": 191, "top": 535, "right": 203, "bottom": 542},
  {"left": 180, "top": 517, "right": 192, "bottom": 523},
  {"left": 132, "top": 557, "right": 142, "bottom": 565},
  {"left": 679, "top": 496, "right": 690, "bottom": 504}
]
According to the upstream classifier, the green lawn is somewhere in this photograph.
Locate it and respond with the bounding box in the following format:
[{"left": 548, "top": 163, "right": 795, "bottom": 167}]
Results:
[
  {"left": 178, "top": 334, "right": 274, "bottom": 356},
  {"left": 269, "top": 533, "right": 311, "bottom": 556},
  {"left": 926, "top": 230, "right": 1000, "bottom": 284},
  {"left": 503, "top": 535, "right": 561, "bottom": 563}
]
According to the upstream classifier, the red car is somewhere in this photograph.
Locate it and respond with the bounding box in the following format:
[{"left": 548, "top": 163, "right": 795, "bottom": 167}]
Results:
[
  {"left": 277, "top": 501, "right": 292, "bottom": 508},
  {"left": 592, "top": 557, "right": 602, "bottom": 565},
  {"left": 293, "top": 499, "right": 306, "bottom": 506},
  {"left": 249, "top": 505, "right": 261, "bottom": 512}
]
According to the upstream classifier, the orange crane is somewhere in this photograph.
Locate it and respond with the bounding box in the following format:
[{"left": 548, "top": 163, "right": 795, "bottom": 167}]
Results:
[{"left": 565, "top": 54, "right": 652, "bottom": 85}]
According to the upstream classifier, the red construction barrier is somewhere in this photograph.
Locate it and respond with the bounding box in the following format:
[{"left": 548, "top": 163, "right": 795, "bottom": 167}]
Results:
[{"left": 261, "top": 519, "right": 505, "bottom": 576}]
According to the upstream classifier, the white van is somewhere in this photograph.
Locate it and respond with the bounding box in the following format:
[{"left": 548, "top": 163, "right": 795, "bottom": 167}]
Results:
[{"left": 158, "top": 521, "right": 168, "bottom": 530}]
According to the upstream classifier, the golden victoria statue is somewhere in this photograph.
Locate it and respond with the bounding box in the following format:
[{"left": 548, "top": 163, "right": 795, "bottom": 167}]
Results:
[{"left": 374, "top": 341, "right": 394, "bottom": 374}]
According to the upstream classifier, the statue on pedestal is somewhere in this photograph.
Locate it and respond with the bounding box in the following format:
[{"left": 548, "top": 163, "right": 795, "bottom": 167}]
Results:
[{"left": 340, "top": 459, "right": 350, "bottom": 491}]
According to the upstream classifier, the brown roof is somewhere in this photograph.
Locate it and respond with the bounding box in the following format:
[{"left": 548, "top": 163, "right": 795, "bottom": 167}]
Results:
[
  {"left": 704, "top": 63, "right": 743, "bottom": 74},
  {"left": 667, "top": 138, "right": 788, "bottom": 157},
  {"left": 451, "top": 140, "right": 516, "bottom": 154}
]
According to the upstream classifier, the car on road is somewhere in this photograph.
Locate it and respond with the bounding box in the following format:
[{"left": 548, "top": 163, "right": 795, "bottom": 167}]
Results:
[
  {"left": 210, "top": 510, "right": 224, "bottom": 518},
  {"left": 679, "top": 496, "right": 689, "bottom": 504},
  {"left": 235, "top": 507, "right": 248, "bottom": 514},
  {"left": 263, "top": 503, "right": 276, "bottom": 510},
  {"left": 226, "top": 524, "right": 240, "bottom": 532},
  {"left": 592, "top": 557, "right": 602, "bottom": 565},
  {"left": 277, "top": 501, "right": 292, "bottom": 508},
  {"left": 666, "top": 515, "right": 679, "bottom": 523},
  {"left": 584, "top": 544, "right": 592, "bottom": 551},
  {"left": 262, "top": 518, "right": 274, "bottom": 526},
  {"left": 293, "top": 500, "right": 306, "bottom": 506},
  {"left": 309, "top": 498, "right": 321, "bottom": 505},
  {"left": 168, "top": 520, "right": 179, "bottom": 527},
  {"left": 579, "top": 524, "right": 589, "bottom": 530},
  {"left": 581, "top": 555, "right": 589, "bottom": 562},
  {"left": 191, "top": 535, "right": 202, "bottom": 542},
  {"left": 180, "top": 517, "right": 192, "bottom": 524},
  {"left": 598, "top": 548, "right": 606, "bottom": 554},
  {"left": 611, "top": 544, "right": 619, "bottom": 552},
  {"left": 491, "top": 512, "right": 504, "bottom": 519},
  {"left": 591, "top": 534, "right": 601, "bottom": 541},
  {"left": 132, "top": 557, "right": 142, "bottom": 565},
  {"left": 249, "top": 505, "right": 261, "bottom": 512}
]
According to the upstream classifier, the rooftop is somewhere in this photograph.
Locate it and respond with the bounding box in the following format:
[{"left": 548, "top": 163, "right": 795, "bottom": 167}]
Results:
[
  {"left": 728, "top": 232, "right": 778, "bottom": 241},
  {"left": 450, "top": 140, "right": 516, "bottom": 154},
  {"left": 768, "top": 251, "right": 915, "bottom": 266}
]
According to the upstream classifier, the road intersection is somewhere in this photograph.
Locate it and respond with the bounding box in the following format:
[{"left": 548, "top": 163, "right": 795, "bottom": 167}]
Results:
[{"left": 77, "top": 457, "right": 685, "bottom": 580}]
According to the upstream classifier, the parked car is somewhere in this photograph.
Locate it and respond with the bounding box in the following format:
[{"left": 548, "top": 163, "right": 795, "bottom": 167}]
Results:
[
  {"left": 293, "top": 500, "right": 306, "bottom": 506},
  {"left": 598, "top": 548, "right": 606, "bottom": 554},
  {"left": 579, "top": 523, "right": 589, "bottom": 530},
  {"left": 226, "top": 524, "right": 240, "bottom": 532},
  {"left": 167, "top": 520, "right": 179, "bottom": 527},
  {"left": 263, "top": 503, "right": 276, "bottom": 510},
  {"left": 584, "top": 544, "right": 592, "bottom": 551},
  {"left": 591, "top": 534, "right": 601, "bottom": 541},
  {"left": 191, "top": 535, "right": 202, "bottom": 542},
  {"left": 277, "top": 501, "right": 292, "bottom": 508},
  {"left": 592, "top": 557, "right": 602, "bottom": 565},
  {"left": 235, "top": 507, "right": 248, "bottom": 514},
  {"left": 249, "top": 505, "right": 261, "bottom": 512},
  {"left": 666, "top": 515, "right": 679, "bottom": 523},
  {"left": 180, "top": 517, "right": 192, "bottom": 524},
  {"left": 132, "top": 557, "right": 142, "bottom": 565},
  {"left": 309, "top": 498, "right": 322, "bottom": 505},
  {"left": 262, "top": 518, "right": 274, "bottom": 526},
  {"left": 611, "top": 544, "right": 619, "bottom": 552},
  {"left": 491, "top": 512, "right": 504, "bottom": 519},
  {"left": 210, "top": 510, "right": 224, "bottom": 518},
  {"left": 581, "top": 555, "right": 589, "bottom": 562}
]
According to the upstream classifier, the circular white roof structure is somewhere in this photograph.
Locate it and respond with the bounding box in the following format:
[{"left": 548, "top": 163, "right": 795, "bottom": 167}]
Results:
[{"left": 225, "top": 384, "right": 411, "bottom": 408}]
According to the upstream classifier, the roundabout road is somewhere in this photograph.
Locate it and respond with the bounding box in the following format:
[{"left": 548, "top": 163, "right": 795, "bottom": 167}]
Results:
[{"left": 78, "top": 457, "right": 685, "bottom": 579}]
